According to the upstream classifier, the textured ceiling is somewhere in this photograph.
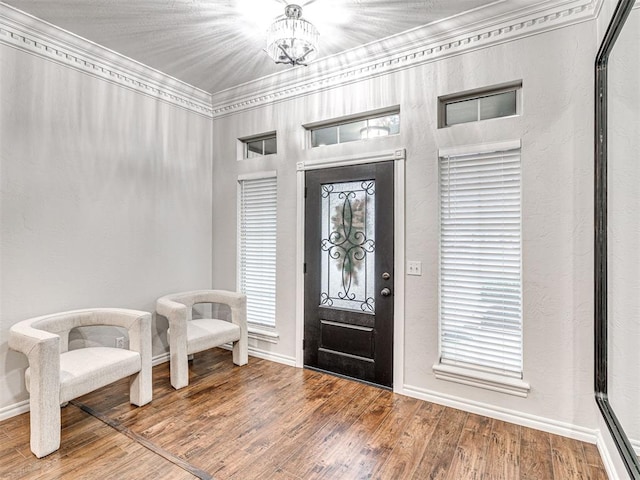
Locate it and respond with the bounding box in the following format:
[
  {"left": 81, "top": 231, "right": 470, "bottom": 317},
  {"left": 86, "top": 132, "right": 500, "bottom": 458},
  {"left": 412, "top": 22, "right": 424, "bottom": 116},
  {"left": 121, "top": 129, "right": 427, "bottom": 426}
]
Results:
[{"left": 4, "top": 0, "right": 501, "bottom": 94}]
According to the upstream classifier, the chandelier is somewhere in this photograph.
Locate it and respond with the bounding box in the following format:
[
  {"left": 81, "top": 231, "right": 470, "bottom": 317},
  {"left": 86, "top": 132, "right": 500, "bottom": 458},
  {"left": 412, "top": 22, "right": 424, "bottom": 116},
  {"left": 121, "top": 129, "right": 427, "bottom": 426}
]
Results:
[{"left": 265, "top": 4, "right": 319, "bottom": 66}]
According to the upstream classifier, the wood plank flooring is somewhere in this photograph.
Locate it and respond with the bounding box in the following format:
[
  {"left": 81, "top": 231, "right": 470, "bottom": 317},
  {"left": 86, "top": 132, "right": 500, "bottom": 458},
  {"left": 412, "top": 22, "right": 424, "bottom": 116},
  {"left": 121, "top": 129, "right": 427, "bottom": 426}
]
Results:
[{"left": 0, "top": 348, "right": 608, "bottom": 479}]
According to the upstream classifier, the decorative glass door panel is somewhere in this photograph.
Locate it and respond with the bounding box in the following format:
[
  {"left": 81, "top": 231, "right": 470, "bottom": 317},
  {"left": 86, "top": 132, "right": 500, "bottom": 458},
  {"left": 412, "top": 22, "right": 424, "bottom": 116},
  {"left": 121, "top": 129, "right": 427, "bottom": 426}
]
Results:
[{"left": 320, "top": 180, "right": 376, "bottom": 313}]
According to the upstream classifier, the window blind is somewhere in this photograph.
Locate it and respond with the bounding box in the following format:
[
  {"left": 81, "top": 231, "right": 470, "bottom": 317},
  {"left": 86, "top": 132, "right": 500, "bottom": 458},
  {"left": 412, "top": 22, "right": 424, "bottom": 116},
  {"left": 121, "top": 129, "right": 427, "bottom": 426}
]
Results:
[
  {"left": 439, "top": 147, "right": 522, "bottom": 376},
  {"left": 239, "top": 176, "right": 277, "bottom": 327}
]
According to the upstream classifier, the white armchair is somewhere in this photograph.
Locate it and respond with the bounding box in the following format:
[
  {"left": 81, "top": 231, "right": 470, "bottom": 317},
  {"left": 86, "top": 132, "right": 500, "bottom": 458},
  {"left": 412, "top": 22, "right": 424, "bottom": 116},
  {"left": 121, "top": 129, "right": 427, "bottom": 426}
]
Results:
[
  {"left": 8, "top": 308, "right": 152, "bottom": 458},
  {"left": 156, "top": 290, "right": 248, "bottom": 390}
]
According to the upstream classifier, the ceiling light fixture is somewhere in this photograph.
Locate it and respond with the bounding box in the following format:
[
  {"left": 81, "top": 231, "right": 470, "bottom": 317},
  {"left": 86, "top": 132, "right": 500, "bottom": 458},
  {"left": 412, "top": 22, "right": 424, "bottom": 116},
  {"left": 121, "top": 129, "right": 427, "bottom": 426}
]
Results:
[{"left": 265, "top": 4, "right": 319, "bottom": 66}]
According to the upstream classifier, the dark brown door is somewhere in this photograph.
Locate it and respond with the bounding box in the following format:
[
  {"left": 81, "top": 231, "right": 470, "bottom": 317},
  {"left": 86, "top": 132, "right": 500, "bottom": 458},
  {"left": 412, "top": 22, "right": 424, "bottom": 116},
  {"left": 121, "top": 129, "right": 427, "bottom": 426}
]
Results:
[{"left": 304, "top": 161, "right": 394, "bottom": 388}]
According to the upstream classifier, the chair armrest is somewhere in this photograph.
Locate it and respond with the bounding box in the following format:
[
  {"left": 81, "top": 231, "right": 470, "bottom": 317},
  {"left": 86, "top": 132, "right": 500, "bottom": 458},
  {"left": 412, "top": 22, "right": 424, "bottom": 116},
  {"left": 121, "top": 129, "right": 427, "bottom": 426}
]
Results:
[
  {"left": 8, "top": 308, "right": 151, "bottom": 356},
  {"left": 9, "top": 322, "right": 59, "bottom": 357},
  {"left": 156, "top": 297, "right": 189, "bottom": 321},
  {"left": 86, "top": 308, "right": 152, "bottom": 331},
  {"left": 9, "top": 322, "right": 61, "bottom": 401},
  {"left": 221, "top": 292, "right": 247, "bottom": 331},
  {"left": 113, "top": 310, "right": 152, "bottom": 361},
  {"left": 156, "top": 289, "right": 247, "bottom": 332}
]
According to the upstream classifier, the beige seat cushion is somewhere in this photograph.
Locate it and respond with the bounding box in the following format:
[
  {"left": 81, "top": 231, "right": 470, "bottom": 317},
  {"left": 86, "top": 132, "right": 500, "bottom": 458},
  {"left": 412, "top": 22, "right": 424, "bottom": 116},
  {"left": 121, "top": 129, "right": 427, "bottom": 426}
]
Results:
[
  {"left": 186, "top": 319, "right": 241, "bottom": 355},
  {"left": 26, "top": 347, "right": 141, "bottom": 404}
]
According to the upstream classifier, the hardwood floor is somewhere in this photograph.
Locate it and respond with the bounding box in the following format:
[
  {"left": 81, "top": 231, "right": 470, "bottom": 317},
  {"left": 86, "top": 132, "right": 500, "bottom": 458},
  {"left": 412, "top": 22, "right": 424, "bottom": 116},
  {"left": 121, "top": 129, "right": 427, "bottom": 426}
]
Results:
[{"left": 0, "top": 348, "right": 608, "bottom": 479}]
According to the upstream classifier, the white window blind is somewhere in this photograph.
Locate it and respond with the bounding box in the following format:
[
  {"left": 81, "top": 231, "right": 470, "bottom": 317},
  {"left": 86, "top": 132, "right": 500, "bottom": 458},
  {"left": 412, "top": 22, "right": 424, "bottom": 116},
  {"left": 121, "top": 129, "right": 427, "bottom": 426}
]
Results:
[
  {"left": 439, "top": 146, "right": 522, "bottom": 377},
  {"left": 239, "top": 175, "right": 277, "bottom": 327}
]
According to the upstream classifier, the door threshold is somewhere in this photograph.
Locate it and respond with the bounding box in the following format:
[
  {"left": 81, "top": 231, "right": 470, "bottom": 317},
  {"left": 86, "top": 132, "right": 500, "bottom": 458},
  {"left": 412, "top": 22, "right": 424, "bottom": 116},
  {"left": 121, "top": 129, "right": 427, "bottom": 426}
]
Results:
[{"left": 304, "top": 365, "right": 392, "bottom": 391}]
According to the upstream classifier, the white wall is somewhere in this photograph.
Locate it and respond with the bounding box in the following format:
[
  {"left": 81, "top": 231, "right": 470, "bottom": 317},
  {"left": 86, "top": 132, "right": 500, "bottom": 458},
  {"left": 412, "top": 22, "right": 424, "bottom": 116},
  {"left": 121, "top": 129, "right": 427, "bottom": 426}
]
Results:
[
  {"left": 0, "top": 42, "right": 213, "bottom": 412},
  {"left": 0, "top": 0, "right": 614, "bottom": 458},
  {"left": 211, "top": 19, "right": 600, "bottom": 434},
  {"left": 608, "top": 1, "right": 640, "bottom": 452}
]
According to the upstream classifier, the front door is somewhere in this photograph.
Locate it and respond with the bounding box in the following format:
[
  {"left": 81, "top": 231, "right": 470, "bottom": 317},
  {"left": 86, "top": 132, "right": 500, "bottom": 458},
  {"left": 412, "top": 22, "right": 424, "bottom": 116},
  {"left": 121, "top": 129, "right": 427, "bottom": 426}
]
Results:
[{"left": 304, "top": 161, "right": 394, "bottom": 388}]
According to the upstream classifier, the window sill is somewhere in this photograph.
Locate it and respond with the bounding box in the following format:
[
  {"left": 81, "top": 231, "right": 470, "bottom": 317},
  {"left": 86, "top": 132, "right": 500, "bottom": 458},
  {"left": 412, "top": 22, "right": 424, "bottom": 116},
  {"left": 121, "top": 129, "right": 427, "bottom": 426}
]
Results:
[
  {"left": 248, "top": 326, "right": 279, "bottom": 344},
  {"left": 432, "top": 363, "right": 530, "bottom": 398}
]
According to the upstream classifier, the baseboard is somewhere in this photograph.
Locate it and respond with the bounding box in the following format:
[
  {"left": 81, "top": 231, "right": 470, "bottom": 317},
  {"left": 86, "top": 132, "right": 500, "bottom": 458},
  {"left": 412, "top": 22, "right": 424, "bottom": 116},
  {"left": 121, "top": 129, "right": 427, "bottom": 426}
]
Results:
[
  {"left": 0, "top": 399, "right": 29, "bottom": 422},
  {"left": 246, "top": 347, "right": 296, "bottom": 367},
  {"left": 402, "top": 383, "right": 598, "bottom": 444},
  {"left": 152, "top": 352, "right": 170, "bottom": 367},
  {"left": 154, "top": 348, "right": 297, "bottom": 368},
  {"left": 218, "top": 343, "right": 297, "bottom": 367},
  {"left": 596, "top": 429, "right": 619, "bottom": 480}
]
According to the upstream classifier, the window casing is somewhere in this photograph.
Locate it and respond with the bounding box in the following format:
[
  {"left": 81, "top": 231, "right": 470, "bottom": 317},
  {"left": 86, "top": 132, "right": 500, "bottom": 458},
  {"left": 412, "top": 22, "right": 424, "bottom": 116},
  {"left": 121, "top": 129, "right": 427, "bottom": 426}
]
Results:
[
  {"left": 438, "top": 144, "right": 523, "bottom": 379},
  {"left": 238, "top": 174, "right": 277, "bottom": 327}
]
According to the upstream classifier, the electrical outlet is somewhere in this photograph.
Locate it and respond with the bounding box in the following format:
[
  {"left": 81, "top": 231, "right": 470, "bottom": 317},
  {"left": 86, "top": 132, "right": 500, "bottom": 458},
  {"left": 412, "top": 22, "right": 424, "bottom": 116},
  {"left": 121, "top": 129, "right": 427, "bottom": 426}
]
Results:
[
  {"left": 115, "top": 336, "right": 125, "bottom": 349},
  {"left": 407, "top": 260, "right": 422, "bottom": 276}
]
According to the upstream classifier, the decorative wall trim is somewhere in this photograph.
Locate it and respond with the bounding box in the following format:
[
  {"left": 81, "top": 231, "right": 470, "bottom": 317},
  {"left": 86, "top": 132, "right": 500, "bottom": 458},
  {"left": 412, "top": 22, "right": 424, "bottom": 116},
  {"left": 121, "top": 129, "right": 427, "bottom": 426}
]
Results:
[
  {"left": 0, "top": 2, "right": 213, "bottom": 118},
  {"left": 392, "top": 154, "right": 406, "bottom": 395},
  {"left": 210, "top": 0, "right": 603, "bottom": 117},
  {"left": 402, "top": 383, "right": 599, "bottom": 444},
  {"left": 0, "top": 399, "right": 29, "bottom": 422},
  {"left": 1, "top": 0, "right": 603, "bottom": 120}
]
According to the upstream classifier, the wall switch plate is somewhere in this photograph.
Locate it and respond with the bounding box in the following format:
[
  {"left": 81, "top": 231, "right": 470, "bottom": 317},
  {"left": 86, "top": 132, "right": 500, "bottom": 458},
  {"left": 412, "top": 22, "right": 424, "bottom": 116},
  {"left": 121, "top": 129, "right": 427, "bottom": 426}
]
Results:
[
  {"left": 407, "top": 261, "right": 422, "bottom": 276},
  {"left": 115, "top": 336, "right": 125, "bottom": 349}
]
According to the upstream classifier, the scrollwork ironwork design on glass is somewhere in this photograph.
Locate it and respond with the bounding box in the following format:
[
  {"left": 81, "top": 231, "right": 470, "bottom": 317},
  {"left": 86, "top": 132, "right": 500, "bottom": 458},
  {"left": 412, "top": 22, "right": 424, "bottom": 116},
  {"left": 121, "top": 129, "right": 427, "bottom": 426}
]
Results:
[
  {"left": 319, "top": 181, "right": 376, "bottom": 312},
  {"left": 361, "top": 297, "right": 375, "bottom": 313},
  {"left": 320, "top": 292, "right": 333, "bottom": 306}
]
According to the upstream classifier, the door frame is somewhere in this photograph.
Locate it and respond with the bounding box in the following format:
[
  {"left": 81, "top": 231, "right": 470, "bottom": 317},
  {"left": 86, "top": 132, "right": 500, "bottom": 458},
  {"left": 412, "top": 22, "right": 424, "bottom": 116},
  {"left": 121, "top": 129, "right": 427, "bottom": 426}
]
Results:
[{"left": 295, "top": 148, "right": 406, "bottom": 393}]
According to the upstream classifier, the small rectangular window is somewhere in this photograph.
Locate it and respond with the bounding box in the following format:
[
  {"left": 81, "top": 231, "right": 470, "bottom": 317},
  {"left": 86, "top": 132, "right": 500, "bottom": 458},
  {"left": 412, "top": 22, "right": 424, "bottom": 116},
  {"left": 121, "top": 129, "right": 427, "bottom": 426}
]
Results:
[
  {"left": 240, "top": 133, "right": 277, "bottom": 159},
  {"left": 307, "top": 110, "right": 400, "bottom": 147},
  {"left": 440, "top": 83, "right": 521, "bottom": 127}
]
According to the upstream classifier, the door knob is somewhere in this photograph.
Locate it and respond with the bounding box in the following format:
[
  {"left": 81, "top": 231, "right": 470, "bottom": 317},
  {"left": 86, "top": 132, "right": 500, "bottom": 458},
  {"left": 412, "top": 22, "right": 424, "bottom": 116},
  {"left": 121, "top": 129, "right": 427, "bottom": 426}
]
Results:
[{"left": 381, "top": 288, "right": 391, "bottom": 297}]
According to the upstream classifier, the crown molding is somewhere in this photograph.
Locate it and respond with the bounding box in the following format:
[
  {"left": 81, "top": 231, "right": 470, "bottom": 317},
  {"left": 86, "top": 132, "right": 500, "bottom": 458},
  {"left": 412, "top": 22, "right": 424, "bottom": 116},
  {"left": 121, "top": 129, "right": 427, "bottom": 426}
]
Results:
[
  {"left": 0, "top": 2, "right": 213, "bottom": 118},
  {"left": 210, "top": 0, "right": 603, "bottom": 118},
  {"left": 1, "top": 0, "right": 604, "bottom": 120}
]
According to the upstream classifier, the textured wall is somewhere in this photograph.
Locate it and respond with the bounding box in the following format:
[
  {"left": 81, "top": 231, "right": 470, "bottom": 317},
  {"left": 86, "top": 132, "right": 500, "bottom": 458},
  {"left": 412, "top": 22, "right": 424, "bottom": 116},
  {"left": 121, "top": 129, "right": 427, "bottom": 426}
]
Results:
[
  {"left": 607, "top": 4, "right": 640, "bottom": 450},
  {"left": 211, "top": 20, "right": 599, "bottom": 431},
  {"left": 0, "top": 44, "right": 213, "bottom": 411}
]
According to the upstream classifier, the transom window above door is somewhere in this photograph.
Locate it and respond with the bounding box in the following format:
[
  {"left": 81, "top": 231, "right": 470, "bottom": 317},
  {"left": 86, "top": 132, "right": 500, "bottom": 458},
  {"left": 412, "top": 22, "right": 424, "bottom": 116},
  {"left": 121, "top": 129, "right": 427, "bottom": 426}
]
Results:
[{"left": 304, "top": 108, "right": 400, "bottom": 148}]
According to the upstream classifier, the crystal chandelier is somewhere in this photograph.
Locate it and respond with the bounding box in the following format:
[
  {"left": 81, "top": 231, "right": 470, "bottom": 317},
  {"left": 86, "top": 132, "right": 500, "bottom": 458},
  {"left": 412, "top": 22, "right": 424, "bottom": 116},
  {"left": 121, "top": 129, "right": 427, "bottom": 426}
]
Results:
[{"left": 265, "top": 4, "right": 319, "bottom": 66}]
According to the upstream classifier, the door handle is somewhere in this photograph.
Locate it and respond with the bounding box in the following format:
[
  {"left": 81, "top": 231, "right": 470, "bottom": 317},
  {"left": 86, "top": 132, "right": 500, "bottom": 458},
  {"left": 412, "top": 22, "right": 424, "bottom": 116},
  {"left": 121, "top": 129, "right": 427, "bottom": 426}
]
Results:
[{"left": 381, "top": 288, "right": 392, "bottom": 297}]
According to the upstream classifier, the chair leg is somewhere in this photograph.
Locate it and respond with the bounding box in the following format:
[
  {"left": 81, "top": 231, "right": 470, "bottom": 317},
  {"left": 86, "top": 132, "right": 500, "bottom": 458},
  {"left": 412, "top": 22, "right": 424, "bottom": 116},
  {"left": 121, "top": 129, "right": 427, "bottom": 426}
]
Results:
[
  {"left": 170, "top": 352, "right": 189, "bottom": 390},
  {"left": 129, "top": 369, "right": 152, "bottom": 406},
  {"left": 30, "top": 393, "right": 60, "bottom": 458},
  {"left": 232, "top": 337, "right": 248, "bottom": 366}
]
